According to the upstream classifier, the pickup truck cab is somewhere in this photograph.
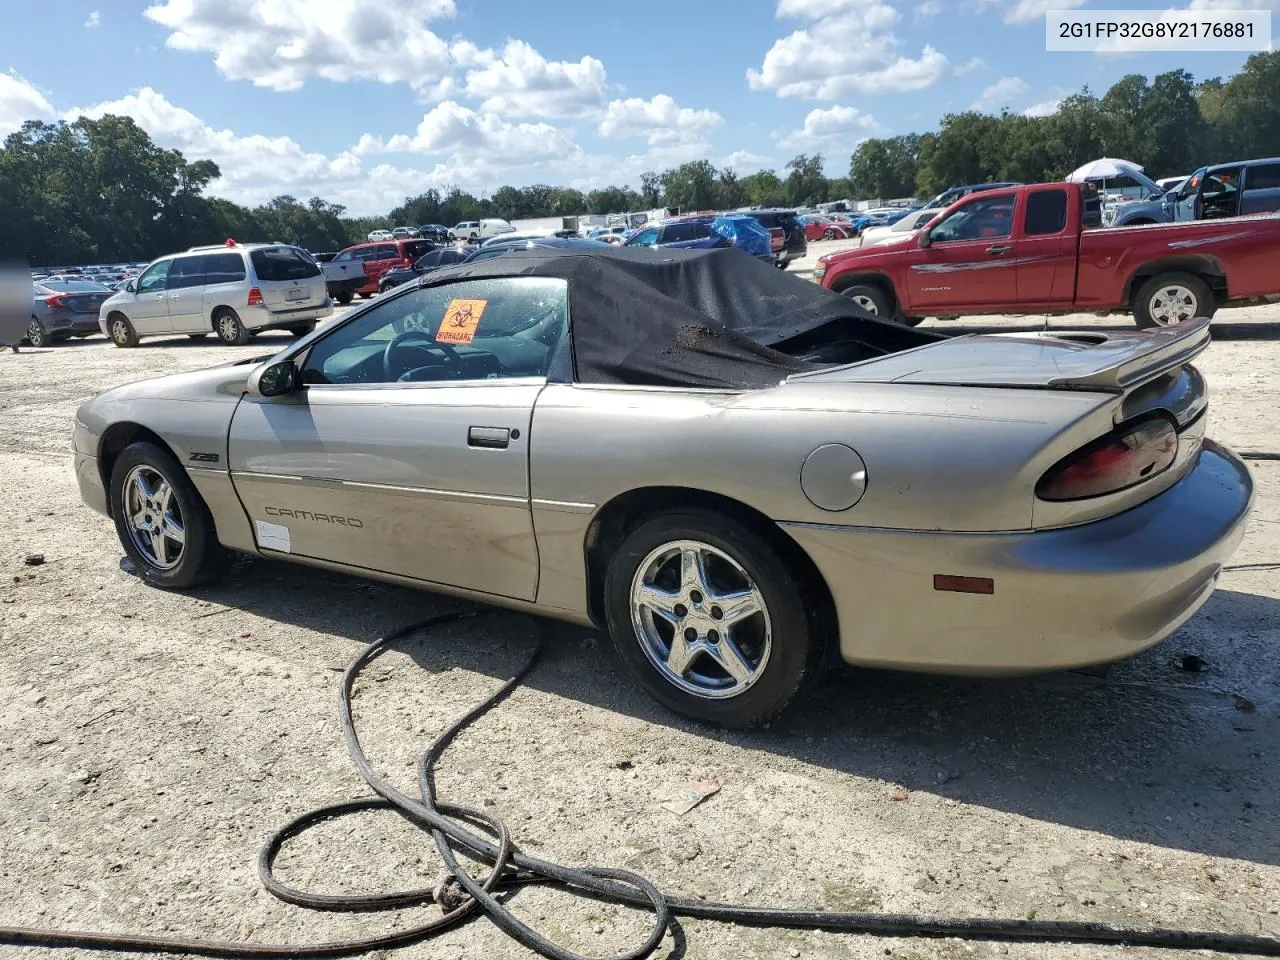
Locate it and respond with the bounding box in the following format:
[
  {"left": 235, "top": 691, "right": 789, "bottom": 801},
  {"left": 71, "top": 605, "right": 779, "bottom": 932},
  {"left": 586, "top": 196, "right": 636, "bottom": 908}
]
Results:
[
  {"left": 816, "top": 181, "right": 1280, "bottom": 329},
  {"left": 321, "top": 239, "right": 435, "bottom": 303},
  {"left": 1111, "top": 158, "right": 1280, "bottom": 226}
]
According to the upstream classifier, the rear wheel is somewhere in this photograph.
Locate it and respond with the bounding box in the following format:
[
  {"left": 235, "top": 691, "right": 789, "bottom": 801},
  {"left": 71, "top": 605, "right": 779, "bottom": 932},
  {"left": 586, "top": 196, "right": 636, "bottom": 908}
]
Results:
[
  {"left": 1133, "top": 272, "right": 1215, "bottom": 329},
  {"left": 213, "top": 307, "right": 251, "bottom": 345},
  {"left": 108, "top": 313, "right": 138, "bottom": 348},
  {"left": 25, "top": 318, "right": 47, "bottom": 348},
  {"left": 604, "top": 510, "right": 825, "bottom": 728},
  {"left": 823, "top": 228, "right": 836, "bottom": 240},
  {"left": 335, "top": 289, "right": 354, "bottom": 305},
  {"left": 109, "top": 442, "right": 226, "bottom": 589}
]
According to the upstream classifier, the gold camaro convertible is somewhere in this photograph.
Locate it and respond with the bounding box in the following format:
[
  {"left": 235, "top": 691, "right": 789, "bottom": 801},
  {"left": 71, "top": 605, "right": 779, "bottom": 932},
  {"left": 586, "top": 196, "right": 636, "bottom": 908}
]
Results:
[{"left": 73, "top": 248, "right": 1253, "bottom": 727}]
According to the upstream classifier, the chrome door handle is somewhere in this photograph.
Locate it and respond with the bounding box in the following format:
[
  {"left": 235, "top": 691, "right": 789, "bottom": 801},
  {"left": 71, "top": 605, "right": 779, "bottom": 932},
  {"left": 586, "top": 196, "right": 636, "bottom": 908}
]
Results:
[
  {"left": 468, "top": 426, "right": 510, "bottom": 449},
  {"left": 985, "top": 244, "right": 1012, "bottom": 255}
]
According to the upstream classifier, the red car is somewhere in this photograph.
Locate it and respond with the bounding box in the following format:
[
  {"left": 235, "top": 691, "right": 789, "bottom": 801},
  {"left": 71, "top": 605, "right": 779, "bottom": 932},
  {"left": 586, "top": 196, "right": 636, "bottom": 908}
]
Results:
[
  {"left": 815, "top": 181, "right": 1280, "bottom": 328},
  {"left": 800, "top": 215, "right": 855, "bottom": 242},
  {"left": 325, "top": 238, "right": 436, "bottom": 301}
]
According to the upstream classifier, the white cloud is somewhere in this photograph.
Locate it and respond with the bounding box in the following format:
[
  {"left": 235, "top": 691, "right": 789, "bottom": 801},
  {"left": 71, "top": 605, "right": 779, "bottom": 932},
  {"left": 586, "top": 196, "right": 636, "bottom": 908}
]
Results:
[
  {"left": 0, "top": 72, "right": 56, "bottom": 136},
  {"left": 913, "top": 0, "right": 943, "bottom": 21},
  {"left": 1002, "top": 0, "right": 1086, "bottom": 23},
  {"left": 597, "top": 95, "right": 724, "bottom": 146},
  {"left": 144, "top": 0, "right": 457, "bottom": 92},
  {"left": 776, "top": 104, "right": 877, "bottom": 149},
  {"left": 355, "top": 101, "right": 578, "bottom": 165},
  {"left": 749, "top": 0, "right": 950, "bottom": 98},
  {"left": 971, "top": 75, "right": 1030, "bottom": 111},
  {"left": 1023, "top": 97, "right": 1063, "bottom": 117},
  {"left": 84, "top": 10, "right": 101, "bottom": 27},
  {"left": 956, "top": 57, "right": 986, "bottom": 74},
  {"left": 459, "top": 40, "right": 607, "bottom": 119},
  {"left": 719, "top": 150, "right": 774, "bottom": 174}
]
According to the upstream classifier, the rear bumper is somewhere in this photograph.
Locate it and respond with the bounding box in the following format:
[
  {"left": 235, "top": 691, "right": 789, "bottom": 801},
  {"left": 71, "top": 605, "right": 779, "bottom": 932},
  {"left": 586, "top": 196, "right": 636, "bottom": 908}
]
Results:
[
  {"left": 784, "top": 440, "right": 1254, "bottom": 674},
  {"left": 240, "top": 300, "right": 333, "bottom": 331}
]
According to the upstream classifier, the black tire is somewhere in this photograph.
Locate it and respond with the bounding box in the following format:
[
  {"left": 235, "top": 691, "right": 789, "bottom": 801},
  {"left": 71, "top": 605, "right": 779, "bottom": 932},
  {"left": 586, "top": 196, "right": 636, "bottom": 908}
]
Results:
[
  {"left": 107, "top": 312, "right": 138, "bottom": 348},
  {"left": 213, "top": 307, "right": 251, "bottom": 345},
  {"left": 187, "top": 333, "right": 208, "bottom": 340},
  {"left": 109, "top": 441, "right": 227, "bottom": 590},
  {"left": 358, "top": 291, "right": 373, "bottom": 300},
  {"left": 335, "top": 290, "right": 354, "bottom": 305},
  {"left": 603, "top": 510, "right": 826, "bottom": 728},
  {"left": 837, "top": 282, "right": 893, "bottom": 319},
  {"left": 25, "top": 318, "right": 47, "bottom": 348},
  {"left": 1132, "top": 272, "right": 1215, "bottom": 330},
  {"left": 899, "top": 316, "right": 926, "bottom": 327},
  {"left": 288, "top": 322, "right": 315, "bottom": 337}
]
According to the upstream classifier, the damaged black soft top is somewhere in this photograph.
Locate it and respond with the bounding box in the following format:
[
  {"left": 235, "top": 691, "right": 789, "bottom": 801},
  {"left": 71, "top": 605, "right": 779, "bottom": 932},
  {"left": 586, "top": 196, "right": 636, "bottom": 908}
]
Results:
[{"left": 418, "top": 246, "right": 942, "bottom": 389}]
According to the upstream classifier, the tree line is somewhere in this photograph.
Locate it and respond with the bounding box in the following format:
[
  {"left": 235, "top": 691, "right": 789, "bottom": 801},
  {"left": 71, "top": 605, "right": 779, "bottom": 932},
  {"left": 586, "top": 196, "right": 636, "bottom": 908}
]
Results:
[{"left": 3, "top": 52, "right": 1277, "bottom": 266}]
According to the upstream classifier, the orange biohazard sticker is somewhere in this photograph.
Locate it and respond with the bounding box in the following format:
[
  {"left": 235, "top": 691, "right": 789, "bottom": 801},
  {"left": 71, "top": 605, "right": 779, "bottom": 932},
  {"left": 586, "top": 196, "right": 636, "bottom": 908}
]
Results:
[{"left": 436, "top": 298, "right": 487, "bottom": 344}]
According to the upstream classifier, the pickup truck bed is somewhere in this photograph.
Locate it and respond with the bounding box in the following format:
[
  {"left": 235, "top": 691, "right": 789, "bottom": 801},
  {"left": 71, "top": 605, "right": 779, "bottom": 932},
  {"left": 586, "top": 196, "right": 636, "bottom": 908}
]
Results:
[{"left": 816, "top": 181, "right": 1280, "bottom": 328}]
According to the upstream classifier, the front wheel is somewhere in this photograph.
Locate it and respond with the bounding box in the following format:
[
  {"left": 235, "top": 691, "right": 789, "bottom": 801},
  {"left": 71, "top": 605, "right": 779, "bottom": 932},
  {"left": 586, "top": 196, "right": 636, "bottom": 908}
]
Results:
[
  {"left": 288, "top": 322, "right": 316, "bottom": 337},
  {"left": 823, "top": 228, "right": 836, "bottom": 240},
  {"left": 108, "top": 313, "right": 138, "bottom": 348},
  {"left": 604, "top": 510, "right": 825, "bottom": 728},
  {"left": 109, "top": 442, "right": 227, "bottom": 589},
  {"left": 1133, "top": 272, "right": 1215, "bottom": 329},
  {"left": 837, "top": 283, "right": 892, "bottom": 318},
  {"left": 25, "top": 318, "right": 47, "bottom": 348},
  {"left": 214, "top": 308, "right": 251, "bottom": 345}
]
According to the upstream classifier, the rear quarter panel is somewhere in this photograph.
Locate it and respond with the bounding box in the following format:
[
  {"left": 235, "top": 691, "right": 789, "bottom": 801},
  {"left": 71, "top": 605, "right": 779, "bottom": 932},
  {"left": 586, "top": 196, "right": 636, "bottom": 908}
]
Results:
[{"left": 528, "top": 381, "right": 1110, "bottom": 614}]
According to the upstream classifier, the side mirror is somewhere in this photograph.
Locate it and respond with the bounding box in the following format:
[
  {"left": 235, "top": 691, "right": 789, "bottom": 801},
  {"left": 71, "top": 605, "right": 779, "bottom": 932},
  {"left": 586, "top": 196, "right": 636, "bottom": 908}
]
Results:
[
  {"left": 248, "top": 359, "right": 297, "bottom": 398},
  {"left": 124, "top": 281, "right": 136, "bottom": 293},
  {"left": 917, "top": 229, "right": 932, "bottom": 249}
]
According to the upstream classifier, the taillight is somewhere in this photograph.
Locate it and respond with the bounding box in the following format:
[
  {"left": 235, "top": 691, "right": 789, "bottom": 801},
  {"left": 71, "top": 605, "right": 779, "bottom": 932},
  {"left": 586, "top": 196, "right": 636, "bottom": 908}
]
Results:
[
  {"left": 1036, "top": 415, "right": 1178, "bottom": 501},
  {"left": 44, "top": 293, "right": 66, "bottom": 308},
  {"left": 247, "top": 287, "right": 264, "bottom": 306}
]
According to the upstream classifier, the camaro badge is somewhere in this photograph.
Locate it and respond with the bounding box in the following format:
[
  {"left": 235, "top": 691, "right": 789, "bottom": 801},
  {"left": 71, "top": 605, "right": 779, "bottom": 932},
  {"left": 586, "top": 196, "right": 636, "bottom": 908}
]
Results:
[{"left": 436, "top": 299, "right": 487, "bottom": 345}]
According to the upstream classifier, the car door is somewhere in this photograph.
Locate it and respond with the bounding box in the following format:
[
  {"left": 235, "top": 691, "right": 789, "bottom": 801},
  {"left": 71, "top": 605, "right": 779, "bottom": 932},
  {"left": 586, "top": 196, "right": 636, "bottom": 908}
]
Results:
[
  {"left": 227, "top": 275, "right": 571, "bottom": 601},
  {"left": 361, "top": 243, "right": 401, "bottom": 290},
  {"left": 627, "top": 226, "right": 661, "bottom": 248},
  {"left": 1015, "top": 186, "right": 1075, "bottom": 307},
  {"left": 1197, "top": 167, "right": 1242, "bottom": 219},
  {"left": 128, "top": 260, "right": 175, "bottom": 334},
  {"left": 164, "top": 255, "right": 209, "bottom": 332},
  {"left": 902, "top": 192, "right": 1019, "bottom": 312}
]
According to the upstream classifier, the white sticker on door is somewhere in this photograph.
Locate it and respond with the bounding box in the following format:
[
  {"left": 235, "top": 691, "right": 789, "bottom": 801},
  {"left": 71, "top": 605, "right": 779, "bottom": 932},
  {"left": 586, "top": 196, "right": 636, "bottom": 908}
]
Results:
[{"left": 254, "top": 520, "right": 291, "bottom": 553}]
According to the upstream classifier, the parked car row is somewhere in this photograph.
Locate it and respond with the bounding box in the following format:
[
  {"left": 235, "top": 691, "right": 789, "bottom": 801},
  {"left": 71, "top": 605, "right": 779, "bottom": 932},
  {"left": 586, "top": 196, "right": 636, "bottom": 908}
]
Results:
[{"left": 1107, "top": 156, "right": 1280, "bottom": 226}]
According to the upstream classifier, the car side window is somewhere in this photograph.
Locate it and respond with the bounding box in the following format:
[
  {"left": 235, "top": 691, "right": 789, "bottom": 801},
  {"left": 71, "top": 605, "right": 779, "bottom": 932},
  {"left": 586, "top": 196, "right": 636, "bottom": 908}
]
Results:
[
  {"left": 167, "top": 256, "right": 207, "bottom": 290},
  {"left": 136, "top": 260, "right": 171, "bottom": 294},
  {"left": 1244, "top": 163, "right": 1280, "bottom": 191},
  {"left": 930, "top": 195, "right": 1015, "bottom": 244},
  {"left": 631, "top": 227, "right": 660, "bottom": 246},
  {"left": 370, "top": 244, "right": 398, "bottom": 261},
  {"left": 1024, "top": 189, "right": 1068, "bottom": 236},
  {"left": 299, "top": 277, "right": 569, "bottom": 387},
  {"left": 204, "top": 252, "right": 248, "bottom": 284}
]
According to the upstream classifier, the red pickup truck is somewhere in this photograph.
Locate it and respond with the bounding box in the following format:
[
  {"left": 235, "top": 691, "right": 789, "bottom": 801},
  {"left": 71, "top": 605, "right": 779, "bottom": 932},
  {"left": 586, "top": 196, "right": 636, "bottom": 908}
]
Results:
[{"left": 815, "top": 181, "right": 1280, "bottom": 328}]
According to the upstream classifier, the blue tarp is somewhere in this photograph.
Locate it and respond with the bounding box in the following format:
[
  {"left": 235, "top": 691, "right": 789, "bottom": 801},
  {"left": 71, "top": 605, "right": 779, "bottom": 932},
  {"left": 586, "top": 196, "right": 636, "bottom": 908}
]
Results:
[{"left": 709, "top": 215, "right": 772, "bottom": 258}]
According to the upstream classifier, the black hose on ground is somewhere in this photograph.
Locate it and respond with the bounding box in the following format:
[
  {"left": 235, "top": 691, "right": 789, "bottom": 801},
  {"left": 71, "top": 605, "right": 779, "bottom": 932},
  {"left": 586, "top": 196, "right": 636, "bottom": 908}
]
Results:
[{"left": 2, "top": 609, "right": 1278, "bottom": 959}]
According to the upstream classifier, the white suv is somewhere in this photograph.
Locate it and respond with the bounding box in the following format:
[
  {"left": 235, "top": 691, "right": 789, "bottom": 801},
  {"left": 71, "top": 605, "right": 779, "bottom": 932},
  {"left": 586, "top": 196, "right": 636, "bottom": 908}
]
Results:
[
  {"left": 448, "top": 219, "right": 515, "bottom": 241},
  {"left": 100, "top": 243, "right": 332, "bottom": 347}
]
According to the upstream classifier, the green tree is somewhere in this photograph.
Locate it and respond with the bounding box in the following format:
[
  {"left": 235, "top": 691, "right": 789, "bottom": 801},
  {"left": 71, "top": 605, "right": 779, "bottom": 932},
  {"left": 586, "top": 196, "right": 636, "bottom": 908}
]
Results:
[
  {"left": 784, "top": 153, "right": 827, "bottom": 206},
  {"left": 638, "top": 171, "right": 663, "bottom": 207},
  {"left": 741, "top": 169, "right": 787, "bottom": 207},
  {"left": 660, "top": 160, "right": 717, "bottom": 211}
]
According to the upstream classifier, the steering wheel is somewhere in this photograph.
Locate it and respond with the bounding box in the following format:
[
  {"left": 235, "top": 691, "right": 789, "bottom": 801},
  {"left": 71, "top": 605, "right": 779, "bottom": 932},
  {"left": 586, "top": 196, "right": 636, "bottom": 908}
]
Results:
[{"left": 382, "top": 330, "right": 462, "bottom": 382}]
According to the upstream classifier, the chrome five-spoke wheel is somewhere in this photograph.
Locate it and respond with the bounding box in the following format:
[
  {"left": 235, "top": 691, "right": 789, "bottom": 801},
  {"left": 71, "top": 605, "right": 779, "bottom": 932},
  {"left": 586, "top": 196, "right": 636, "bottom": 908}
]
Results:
[
  {"left": 629, "top": 540, "right": 772, "bottom": 700},
  {"left": 122, "top": 464, "right": 185, "bottom": 570}
]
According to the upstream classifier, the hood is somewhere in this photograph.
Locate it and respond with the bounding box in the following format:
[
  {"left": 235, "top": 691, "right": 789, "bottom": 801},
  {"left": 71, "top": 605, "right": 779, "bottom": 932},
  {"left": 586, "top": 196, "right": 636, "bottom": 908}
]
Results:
[
  {"left": 795, "top": 317, "right": 1210, "bottom": 392},
  {"left": 92, "top": 356, "right": 267, "bottom": 405}
]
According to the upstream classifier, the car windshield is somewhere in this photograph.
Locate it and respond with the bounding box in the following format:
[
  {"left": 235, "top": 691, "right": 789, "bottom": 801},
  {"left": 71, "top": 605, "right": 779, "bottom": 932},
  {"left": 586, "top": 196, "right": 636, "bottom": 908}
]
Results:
[
  {"left": 41, "top": 278, "right": 110, "bottom": 292},
  {"left": 250, "top": 246, "right": 320, "bottom": 281}
]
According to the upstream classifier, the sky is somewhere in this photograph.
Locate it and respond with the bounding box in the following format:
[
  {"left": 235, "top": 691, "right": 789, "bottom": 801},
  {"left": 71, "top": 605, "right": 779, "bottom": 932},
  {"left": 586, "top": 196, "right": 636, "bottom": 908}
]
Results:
[{"left": 0, "top": 0, "right": 1272, "bottom": 215}]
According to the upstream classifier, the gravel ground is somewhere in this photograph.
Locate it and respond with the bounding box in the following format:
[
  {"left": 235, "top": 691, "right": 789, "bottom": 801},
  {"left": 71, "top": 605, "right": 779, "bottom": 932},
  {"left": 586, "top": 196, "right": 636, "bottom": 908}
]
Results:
[{"left": 1, "top": 295, "right": 1277, "bottom": 960}]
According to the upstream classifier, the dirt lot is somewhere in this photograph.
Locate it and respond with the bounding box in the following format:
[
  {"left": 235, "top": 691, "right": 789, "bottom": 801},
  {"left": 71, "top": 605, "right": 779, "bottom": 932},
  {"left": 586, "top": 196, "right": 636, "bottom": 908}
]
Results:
[{"left": 1, "top": 296, "right": 1278, "bottom": 960}]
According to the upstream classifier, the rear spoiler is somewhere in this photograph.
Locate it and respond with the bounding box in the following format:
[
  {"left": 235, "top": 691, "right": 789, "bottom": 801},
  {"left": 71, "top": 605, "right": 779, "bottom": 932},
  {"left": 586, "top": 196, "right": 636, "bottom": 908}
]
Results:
[{"left": 1032, "top": 317, "right": 1211, "bottom": 391}]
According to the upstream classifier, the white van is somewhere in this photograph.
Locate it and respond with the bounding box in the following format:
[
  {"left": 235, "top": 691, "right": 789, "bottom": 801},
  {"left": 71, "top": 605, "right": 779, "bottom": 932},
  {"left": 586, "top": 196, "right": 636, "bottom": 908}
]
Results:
[
  {"left": 99, "top": 243, "right": 332, "bottom": 347},
  {"left": 448, "top": 219, "right": 515, "bottom": 241}
]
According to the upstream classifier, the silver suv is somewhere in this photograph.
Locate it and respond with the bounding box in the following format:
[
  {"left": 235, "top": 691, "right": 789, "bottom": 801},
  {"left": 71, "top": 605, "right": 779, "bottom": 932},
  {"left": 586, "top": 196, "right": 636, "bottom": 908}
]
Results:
[{"left": 99, "top": 242, "right": 332, "bottom": 347}]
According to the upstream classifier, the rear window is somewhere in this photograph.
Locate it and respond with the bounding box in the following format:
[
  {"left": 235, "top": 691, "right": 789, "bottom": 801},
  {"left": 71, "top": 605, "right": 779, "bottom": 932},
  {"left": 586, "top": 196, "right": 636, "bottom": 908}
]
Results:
[
  {"left": 750, "top": 211, "right": 798, "bottom": 230},
  {"left": 402, "top": 240, "right": 434, "bottom": 259},
  {"left": 250, "top": 246, "right": 321, "bottom": 282}
]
